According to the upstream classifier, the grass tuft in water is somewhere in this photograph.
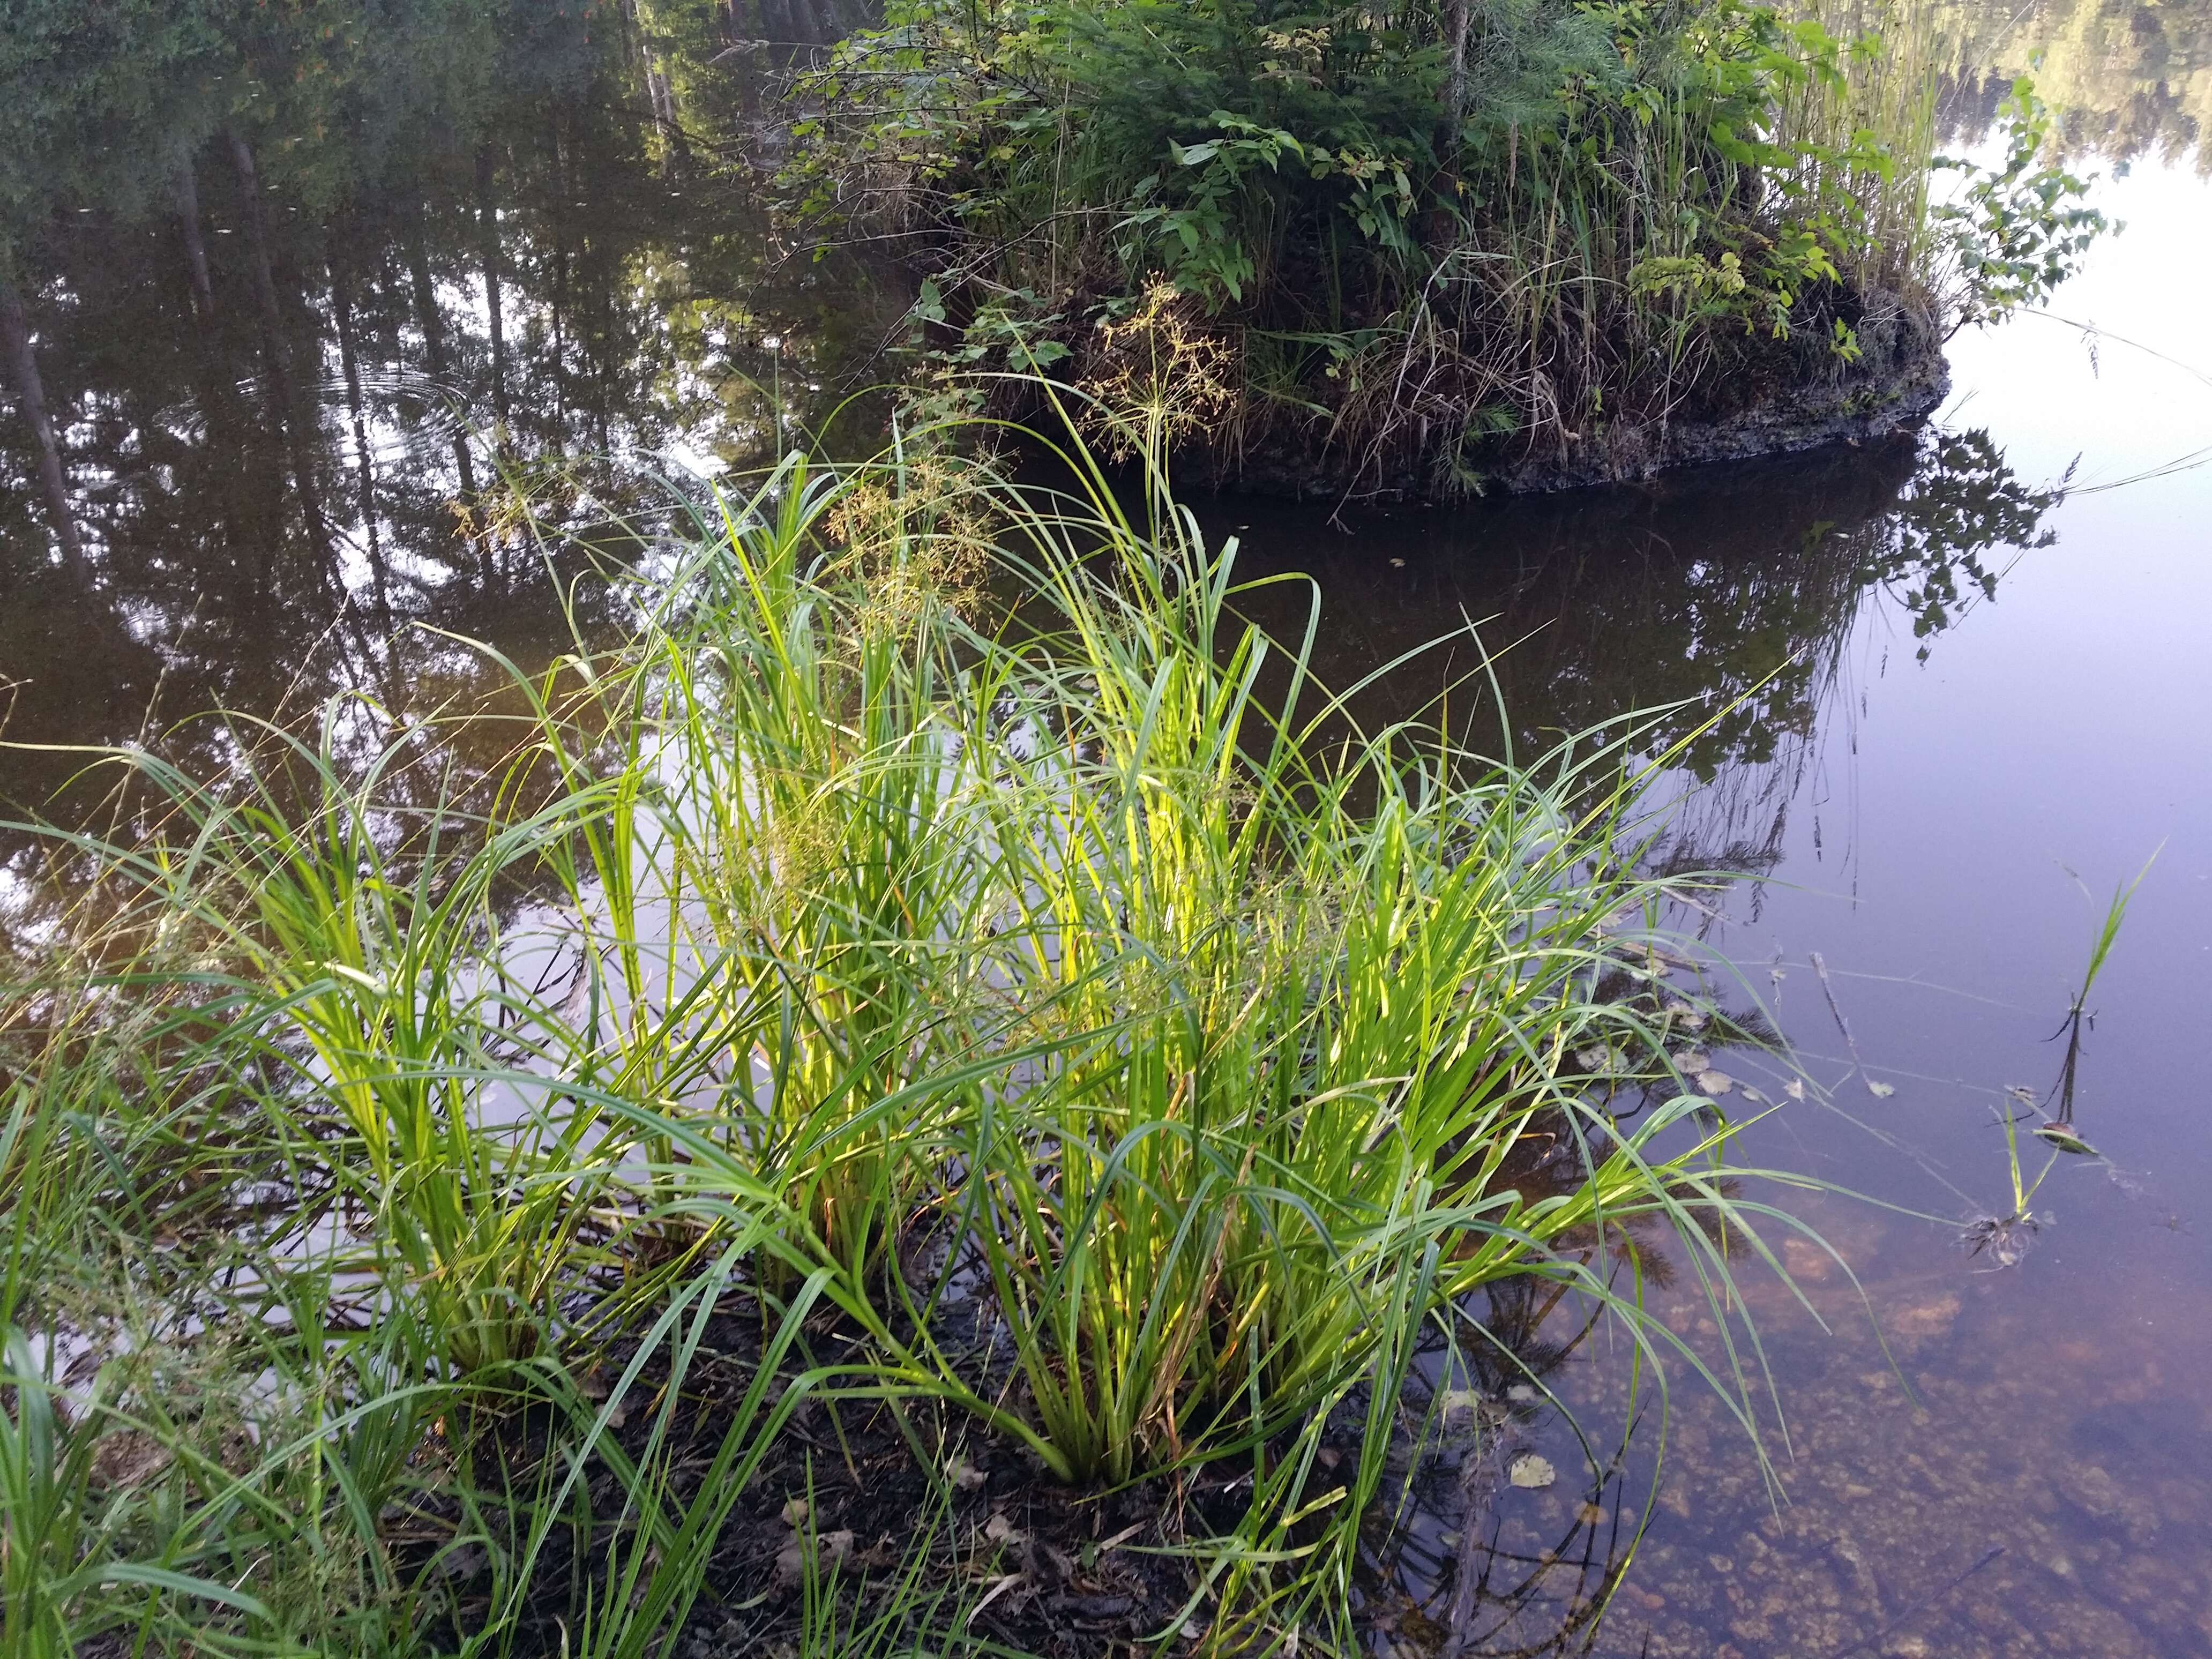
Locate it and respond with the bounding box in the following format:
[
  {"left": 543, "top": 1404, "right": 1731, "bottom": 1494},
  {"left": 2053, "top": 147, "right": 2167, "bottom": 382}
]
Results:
[
  {"left": 0, "top": 405, "right": 1837, "bottom": 1656},
  {"left": 1967, "top": 858, "right": 2153, "bottom": 1264}
]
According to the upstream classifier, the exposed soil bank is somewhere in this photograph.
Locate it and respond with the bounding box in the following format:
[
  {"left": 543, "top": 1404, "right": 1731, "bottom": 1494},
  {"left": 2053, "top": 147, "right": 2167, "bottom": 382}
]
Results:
[
  {"left": 1182, "top": 305, "right": 1952, "bottom": 502},
  {"left": 1489, "top": 336, "right": 1951, "bottom": 496}
]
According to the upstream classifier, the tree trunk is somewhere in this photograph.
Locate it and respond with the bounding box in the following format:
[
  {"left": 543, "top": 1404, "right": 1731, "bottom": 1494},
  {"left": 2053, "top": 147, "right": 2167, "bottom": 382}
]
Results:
[
  {"left": 640, "top": 48, "right": 693, "bottom": 176},
  {"left": 551, "top": 235, "right": 570, "bottom": 438},
  {"left": 476, "top": 145, "right": 510, "bottom": 438},
  {"left": 173, "top": 157, "right": 216, "bottom": 319},
  {"left": 227, "top": 131, "right": 286, "bottom": 374},
  {"left": 548, "top": 113, "right": 571, "bottom": 435},
  {"left": 1444, "top": 0, "right": 1473, "bottom": 131},
  {"left": 186, "top": 328, "right": 267, "bottom": 612},
  {"left": 227, "top": 128, "right": 336, "bottom": 570},
  {"left": 328, "top": 233, "right": 390, "bottom": 614},
  {"left": 548, "top": 108, "right": 569, "bottom": 204},
  {"left": 403, "top": 204, "right": 491, "bottom": 584},
  {"left": 1429, "top": 0, "right": 1475, "bottom": 255},
  {"left": 0, "top": 274, "right": 88, "bottom": 578}
]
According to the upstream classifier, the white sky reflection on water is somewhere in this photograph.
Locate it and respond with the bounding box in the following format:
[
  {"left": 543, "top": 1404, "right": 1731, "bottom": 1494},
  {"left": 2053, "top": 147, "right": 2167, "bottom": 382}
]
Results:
[{"left": 1552, "top": 142, "right": 2212, "bottom": 1659}]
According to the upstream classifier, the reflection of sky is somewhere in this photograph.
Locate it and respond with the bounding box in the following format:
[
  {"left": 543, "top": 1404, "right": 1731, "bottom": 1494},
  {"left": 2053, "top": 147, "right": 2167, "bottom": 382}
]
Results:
[
  {"left": 1737, "top": 143, "right": 2212, "bottom": 1214},
  {"left": 1470, "top": 138, "right": 2212, "bottom": 1659},
  {"left": 1948, "top": 156, "right": 2212, "bottom": 491}
]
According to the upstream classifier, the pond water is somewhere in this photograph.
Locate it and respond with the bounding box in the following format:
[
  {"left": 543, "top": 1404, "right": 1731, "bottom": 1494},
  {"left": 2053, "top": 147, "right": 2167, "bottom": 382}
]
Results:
[{"left": 4, "top": 1, "right": 2210, "bottom": 1653}]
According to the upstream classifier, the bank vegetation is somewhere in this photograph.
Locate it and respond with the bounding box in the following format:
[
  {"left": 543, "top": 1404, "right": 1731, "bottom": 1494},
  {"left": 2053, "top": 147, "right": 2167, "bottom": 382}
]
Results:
[
  {"left": 2, "top": 402, "right": 1837, "bottom": 1657},
  {"left": 787, "top": 0, "right": 2105, "bottom": 496}
]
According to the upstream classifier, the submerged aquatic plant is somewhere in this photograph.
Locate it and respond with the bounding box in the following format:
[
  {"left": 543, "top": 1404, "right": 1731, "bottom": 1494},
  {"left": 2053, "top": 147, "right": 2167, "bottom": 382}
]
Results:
[{"left": 1959, "top": 1206, "right": 2045, "bottom": 1269}]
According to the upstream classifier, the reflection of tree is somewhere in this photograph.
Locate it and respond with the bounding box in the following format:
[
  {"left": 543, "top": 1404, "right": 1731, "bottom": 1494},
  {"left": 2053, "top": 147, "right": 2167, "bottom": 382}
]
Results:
[
  {"left": 0, "top": 0, "right": 2069, "bottom": 894},
  {"left": 1227, "top": 423, "right": 2059, "bottom": 772},
  {"left": 1861, "top": 428, "right": 2060, "bottom": 656},
  {"left": 1626, "top": 426, "right": 2059, "bottom": 893},
  {"left": 0, "top": 558, "right": 616, "bottom": 944},
  {"left": 1215, "top": 419, "right": 2062, "bottom": 894},
  {"left": 0, "top": 0, "right": 903, "bottom": 865},
  {"left": 1933, "top": 0, "right": 2212, "bottom": 168}
]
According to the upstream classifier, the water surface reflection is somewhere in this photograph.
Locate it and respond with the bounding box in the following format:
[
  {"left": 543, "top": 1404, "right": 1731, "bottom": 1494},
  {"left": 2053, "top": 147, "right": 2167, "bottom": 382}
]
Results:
[
  {"left": 0, "top": 0, "right": 890, "bottom": 866},
  {"left": 7, "top": 1, "right": 2212, "bottom": 1654}
]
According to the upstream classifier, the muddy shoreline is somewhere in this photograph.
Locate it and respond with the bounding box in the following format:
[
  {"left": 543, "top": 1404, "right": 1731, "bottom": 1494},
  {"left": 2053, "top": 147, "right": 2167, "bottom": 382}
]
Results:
[
  {"left": 1488, "top": 344, "right": 1953, "bottom": 496},
  {"left": 1182, "top": 312, "right": 1954, "bottom": 503}
]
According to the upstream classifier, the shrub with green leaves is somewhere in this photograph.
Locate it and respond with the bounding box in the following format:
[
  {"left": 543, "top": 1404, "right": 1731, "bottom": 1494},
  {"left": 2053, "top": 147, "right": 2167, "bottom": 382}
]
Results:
[
  {"left": 788, "top": 0, "right": 2023, "bottom": 492},
  {"left": 1930, "top": 75, "right": 2108, "bottom": 331}
]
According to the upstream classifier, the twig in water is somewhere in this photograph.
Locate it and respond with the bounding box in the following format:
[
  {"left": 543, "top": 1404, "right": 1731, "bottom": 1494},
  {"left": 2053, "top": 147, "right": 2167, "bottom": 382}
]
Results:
[
  {"left": 1825, "top": 1545, "right": 2004, "bottom": 1658},
  {"left": 1811, "top": 952, "right": 1890, "bottom": 1096},
  {"left": 1438, "top": 1426, "right": 1510, "bottom": 1658}
]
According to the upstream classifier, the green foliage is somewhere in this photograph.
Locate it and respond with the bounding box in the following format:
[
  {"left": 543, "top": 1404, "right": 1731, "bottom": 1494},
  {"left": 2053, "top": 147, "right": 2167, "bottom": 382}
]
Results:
[
  {"left": 2, "top": 400, "right": 1837, "bottom": 1654},
  {"left": 790, "top": 0, "right": 1977, "bottom": 488},
  {"left": 0, "top": 0, "right": 600, "bottom": 261},
  {"left": 1931, "top": 74, "right": 2110, "bottom": 332},
  {"left": 0, "top": 0, "right": 226, "bottom": 257}
]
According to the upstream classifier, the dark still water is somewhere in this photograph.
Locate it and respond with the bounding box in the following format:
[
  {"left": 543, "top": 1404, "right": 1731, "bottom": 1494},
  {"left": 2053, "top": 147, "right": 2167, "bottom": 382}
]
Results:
[
  {"left": 5, "top": 1, "right": 2212, "bottom": 1654},
  {"left": 0, "top": 0, "right": 895, "bottom": 861}
]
